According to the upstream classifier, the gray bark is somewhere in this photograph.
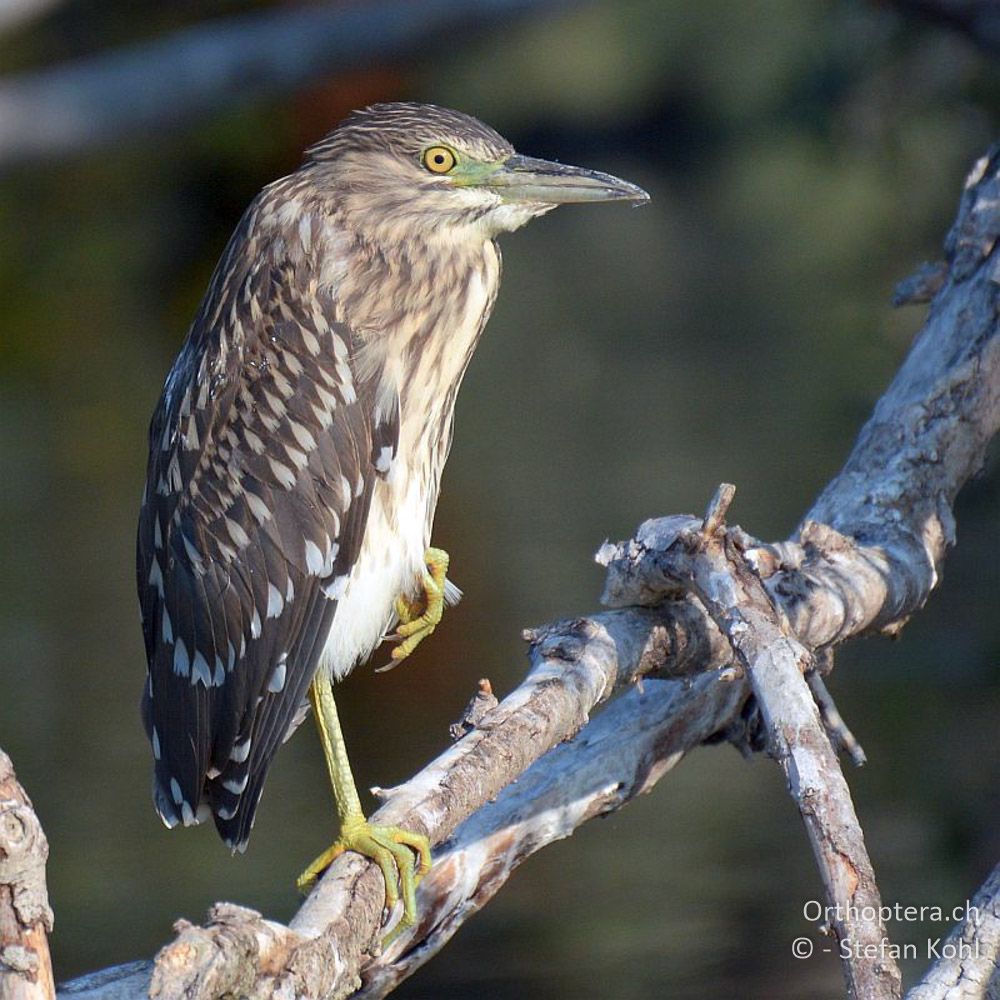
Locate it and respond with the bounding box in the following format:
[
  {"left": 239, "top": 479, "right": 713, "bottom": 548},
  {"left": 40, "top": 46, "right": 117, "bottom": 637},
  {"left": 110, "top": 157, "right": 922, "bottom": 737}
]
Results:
[{"left": 0, "top": 750, "right": 54, "bottom": 1000}]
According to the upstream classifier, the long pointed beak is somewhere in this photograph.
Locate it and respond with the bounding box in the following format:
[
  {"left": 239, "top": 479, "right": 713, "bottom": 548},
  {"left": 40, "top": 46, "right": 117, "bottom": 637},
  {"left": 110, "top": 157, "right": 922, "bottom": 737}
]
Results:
[{"left": 483, "top": 154, "right": 649, "bottom": 205}]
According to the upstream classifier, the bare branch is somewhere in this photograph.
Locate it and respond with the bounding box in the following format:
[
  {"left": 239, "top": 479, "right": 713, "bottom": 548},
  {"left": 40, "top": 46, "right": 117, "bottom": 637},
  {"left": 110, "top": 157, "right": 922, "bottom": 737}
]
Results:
[
  {"left": 908, "top": 862, "right": 1000, "bottom": 999},
  {"left": 0, "top": 0, "right": 570, "bottom": 170},
  {"left": 606, "top": 501, "right": 902, "bottom": 997},
  {"left": 0, "top": 749, "right": 54, "bottom": 1000},
  {"left": 807, "top": 669, "right": 868, "bottom": 767}
]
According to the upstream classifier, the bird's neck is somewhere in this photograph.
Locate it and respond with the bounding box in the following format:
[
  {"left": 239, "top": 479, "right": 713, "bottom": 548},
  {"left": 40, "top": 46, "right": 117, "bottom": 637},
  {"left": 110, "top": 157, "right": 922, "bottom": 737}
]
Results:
[
  {"left": 258, "top": 177, "right": 502, "bottom": 454},
  {"left": 330, "top": 224, "right": 501, "bottom": 410}
]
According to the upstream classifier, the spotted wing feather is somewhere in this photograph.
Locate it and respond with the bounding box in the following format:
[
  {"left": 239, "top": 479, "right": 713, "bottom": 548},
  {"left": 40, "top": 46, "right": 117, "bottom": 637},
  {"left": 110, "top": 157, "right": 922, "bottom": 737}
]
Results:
[{"left": 138, "top": 207, "right": 388, "bottom": 848}]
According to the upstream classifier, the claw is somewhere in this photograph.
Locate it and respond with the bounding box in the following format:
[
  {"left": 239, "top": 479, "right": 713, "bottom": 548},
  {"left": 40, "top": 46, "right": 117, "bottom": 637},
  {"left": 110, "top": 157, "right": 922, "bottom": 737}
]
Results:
[
  {"left": 379, "top": 547, "right": 451, "bottom": 669},
  {"left": 298, "top": 817, "right": 431, "bottom": 943}
]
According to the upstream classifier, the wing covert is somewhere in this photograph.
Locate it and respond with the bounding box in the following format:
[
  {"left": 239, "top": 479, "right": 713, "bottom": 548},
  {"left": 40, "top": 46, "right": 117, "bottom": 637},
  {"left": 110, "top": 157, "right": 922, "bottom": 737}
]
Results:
[{"left": 137, "top": 211, "right": 392, "bottom": 846}]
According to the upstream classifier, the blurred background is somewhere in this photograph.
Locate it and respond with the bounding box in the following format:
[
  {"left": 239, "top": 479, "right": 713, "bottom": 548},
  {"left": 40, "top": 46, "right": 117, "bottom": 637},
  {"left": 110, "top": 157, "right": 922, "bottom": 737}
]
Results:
[{"left": 1, "top": 1, "right": 998, "bottom": 997}]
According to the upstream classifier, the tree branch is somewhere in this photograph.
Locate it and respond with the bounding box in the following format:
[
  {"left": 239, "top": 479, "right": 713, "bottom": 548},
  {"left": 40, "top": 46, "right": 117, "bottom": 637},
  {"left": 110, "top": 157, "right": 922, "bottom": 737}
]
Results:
[
  {"left": 604, "top": 484, "right": 902, "bottom": 998},
  {"left": 0, "top": 750, "right": 54, "bottom": 1000},
  {"left": 908, "top": 862, "right": 1000, "bottom": 999}
]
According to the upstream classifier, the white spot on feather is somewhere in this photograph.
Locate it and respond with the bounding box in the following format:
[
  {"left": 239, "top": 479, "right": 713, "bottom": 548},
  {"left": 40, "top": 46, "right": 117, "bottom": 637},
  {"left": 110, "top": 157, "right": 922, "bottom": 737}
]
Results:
[
  {"left": 284, "top": 443, "right": 308, "bottom": 469},
  {"left": 161, "top": 609, "right": 173, "bottom": 644},
  {"left": 169, "top": 777, "right": 184, "bottom": 805},
  {"left": 273, "top": 369, "right": 295, "bottom": 400},
  {"left": 191, "top": 650, "right": 212, "bottom": 687},
  {"left": 244, "top": 428, "right": 265, "bottom": 454},
  {"left": 230, "top": 737, "right": 251, "bottom": 763},
  {"left": 304, "top": 539, "right": 325, "bottom": 575},
  {"left": 250, "top": 608, "right": 262, "bottom": 639},
  {"left": 300, "top": 328, "right": 320, "bottom": 355},
  {"left": 268, "top": 654, "right": 287, "bottom": 693},
  {"left": 290, "top": 422, "right": 317, "bottom": 452},
  {"left": 184, "top": 414, "right": 200, "bottom": 450},
  {"left": 267, "top": 582, "right": 284, "bottom": 619},
  {"left": 263, "top": 390, "right": 287, "bottom": 418},
  {"left": 225, "top": 517, "right": 250, "bottom": 549},
  {"left": 148, "top": 558, "right": 164, "bottom": 597},
  {"left": 245, "top": 491, "right": 271, "bottom": 525},
  {"left": 314, "top": 383, "right": 338, "bottom": 414},
  {"left": 182, "top": 533, "right": 203, "bottom": 571},
  {"left": 324, "top": 542, "right": 340, "bottom": 575},
  {"left": 269, "top": 457, "right": 296, "bottom": 489},
  {"left": 223, "top": 774, "right": 249, "bottom": 795},
  {"left": 173, "top": 638, "right": 190, "bottom": 677},
  {"left": 167, "top": 452, "right": 182, "bottom": 492},
  {"left": 152, "top": 727, "right": 161, "bottom": 761}
]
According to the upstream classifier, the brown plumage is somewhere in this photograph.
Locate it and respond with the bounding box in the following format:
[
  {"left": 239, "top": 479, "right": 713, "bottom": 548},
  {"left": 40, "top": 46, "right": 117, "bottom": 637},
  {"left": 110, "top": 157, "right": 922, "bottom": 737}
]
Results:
[{"left": 137, "top": 102, "right": 648, "bottom": 854}]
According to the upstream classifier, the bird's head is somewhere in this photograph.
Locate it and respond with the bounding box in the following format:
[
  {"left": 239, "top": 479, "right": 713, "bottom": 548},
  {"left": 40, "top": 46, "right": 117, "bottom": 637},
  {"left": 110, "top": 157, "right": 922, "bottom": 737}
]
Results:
[{"left": 303, "top": 102, "right": 648, "bottom": 246}]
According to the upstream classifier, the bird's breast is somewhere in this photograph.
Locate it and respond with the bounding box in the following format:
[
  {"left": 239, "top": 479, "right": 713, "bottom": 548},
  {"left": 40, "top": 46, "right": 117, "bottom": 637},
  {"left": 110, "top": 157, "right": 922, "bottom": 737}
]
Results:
[
  {"left": 317, "top": 242, "right": 500, "bottom": 679},
  {"left": 318, "top": 458, "right": 432, "bottom": 681}
]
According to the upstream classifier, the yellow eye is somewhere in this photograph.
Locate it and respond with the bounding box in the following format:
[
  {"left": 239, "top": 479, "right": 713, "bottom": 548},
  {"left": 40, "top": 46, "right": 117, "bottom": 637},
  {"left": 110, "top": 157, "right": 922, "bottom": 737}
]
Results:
[{"left": 422, "top": 146, "right": 457, "bottom": 174}]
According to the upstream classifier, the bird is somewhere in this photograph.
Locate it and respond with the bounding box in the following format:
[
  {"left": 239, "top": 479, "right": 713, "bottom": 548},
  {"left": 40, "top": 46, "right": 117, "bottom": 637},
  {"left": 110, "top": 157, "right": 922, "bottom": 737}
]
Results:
[{"left": 137, "top": 101, "right": 648, "bottom": 934}]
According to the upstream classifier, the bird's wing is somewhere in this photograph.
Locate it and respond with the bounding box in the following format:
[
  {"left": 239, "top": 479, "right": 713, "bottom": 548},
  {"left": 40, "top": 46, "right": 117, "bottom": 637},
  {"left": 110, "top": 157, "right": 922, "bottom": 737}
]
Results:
[{"left": 137, "top": 215, "right": 397, "bottom": 849}]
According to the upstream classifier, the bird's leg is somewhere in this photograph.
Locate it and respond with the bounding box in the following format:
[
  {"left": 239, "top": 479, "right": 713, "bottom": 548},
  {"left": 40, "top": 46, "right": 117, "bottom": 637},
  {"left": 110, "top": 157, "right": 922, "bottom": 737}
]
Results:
[
  {"left": 297, "top": 674, "right": 431, "bottom": 940},
  {"left": 388, "top": 547, "right": 449, "bottom": 665}
]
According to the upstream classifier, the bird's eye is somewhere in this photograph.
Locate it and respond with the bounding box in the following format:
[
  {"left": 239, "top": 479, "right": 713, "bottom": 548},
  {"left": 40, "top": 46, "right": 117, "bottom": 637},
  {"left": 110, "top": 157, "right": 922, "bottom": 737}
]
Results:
[{"left": 422, "top": 146, "right": 457, "bottom": 174}]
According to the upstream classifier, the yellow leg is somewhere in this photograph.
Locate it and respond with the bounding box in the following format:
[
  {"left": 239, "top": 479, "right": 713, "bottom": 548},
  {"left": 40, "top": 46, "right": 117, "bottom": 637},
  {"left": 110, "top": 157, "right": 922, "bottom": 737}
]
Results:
[
  {"left": 388, "top": 547, "right": 449, "bottom": 665},
  {"left": 297, "top": 675, "right": 431, "bottom": 941}
]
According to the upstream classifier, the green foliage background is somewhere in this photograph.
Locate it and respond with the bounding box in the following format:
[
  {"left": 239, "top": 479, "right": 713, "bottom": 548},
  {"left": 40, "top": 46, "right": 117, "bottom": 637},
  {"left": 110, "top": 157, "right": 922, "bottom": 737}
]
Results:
[{"left": 1, "top": 2, "right": 998, "bottom": 996}]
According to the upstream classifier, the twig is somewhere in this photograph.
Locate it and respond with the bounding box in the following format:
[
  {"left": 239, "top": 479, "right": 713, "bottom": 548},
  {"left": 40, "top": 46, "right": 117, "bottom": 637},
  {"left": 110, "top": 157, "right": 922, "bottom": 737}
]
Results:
[{"left": 807, "top": 670, "right": 867, "bottom": 767}]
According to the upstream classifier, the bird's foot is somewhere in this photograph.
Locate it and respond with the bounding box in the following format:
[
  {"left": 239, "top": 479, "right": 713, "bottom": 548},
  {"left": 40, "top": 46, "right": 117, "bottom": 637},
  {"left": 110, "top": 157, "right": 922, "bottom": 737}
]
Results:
[
  {"left": 387, "top": 547, "right": 449, "bottom": 665},
  {"left": 297, "top": 815, "right": 431, "bottom": 942}
]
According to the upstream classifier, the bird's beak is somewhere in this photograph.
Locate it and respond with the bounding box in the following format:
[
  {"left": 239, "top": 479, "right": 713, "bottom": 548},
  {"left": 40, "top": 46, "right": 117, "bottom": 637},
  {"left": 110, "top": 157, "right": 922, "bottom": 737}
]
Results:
[{"left": 481, "top": 154, "right": 649, "bottom": 205}]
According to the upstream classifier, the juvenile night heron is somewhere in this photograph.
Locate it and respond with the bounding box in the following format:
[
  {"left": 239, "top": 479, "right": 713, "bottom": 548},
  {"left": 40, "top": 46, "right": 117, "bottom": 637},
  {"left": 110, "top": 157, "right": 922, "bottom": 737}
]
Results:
[{"left": 137, "top": 102, "right": 648, "bottom": 933}]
